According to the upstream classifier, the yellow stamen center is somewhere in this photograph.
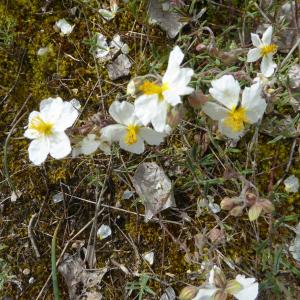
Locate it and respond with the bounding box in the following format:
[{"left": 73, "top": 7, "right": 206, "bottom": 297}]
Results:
[
  {"left": 139, "top": 80, "right": 169, "bottom": 101},
  {"left": 224, "top": 106, "right": 248, "bottom": 132},
  {"left": 124, "top": 124, "right": 140, "bottom": 145},
  {"left": 260, "top": 44, "right": 277, "bottom": 57},
  {"left": 29, "top": 115, "right": 53, "bottom": 136}
]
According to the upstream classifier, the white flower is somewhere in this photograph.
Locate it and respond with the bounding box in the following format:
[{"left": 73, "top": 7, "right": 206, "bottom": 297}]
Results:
[
  {"left": 232, "top": 275, "right": 258, "bottom": 300},
  {"left": 101, "top": 101, "right": 165, "bottom": 154},
  {"left": 202, "top": 75, "right": 267, "bottom": 140},
  {"left": 24, "top": 97, "right": 80, "bottom": 165},
  {"left": 97, "top": 224, "right": 112, "bottom": 240},
  {"left": 247, "top": 26, "right": 277, "bottom": 77},
  {"left": 253, "top": 73, "right": 272, "bottom": 86},
  {"left": 72, "top": 133, "right": 111, "bottom": 157},
  {"left": 95, "top": 33, "right": 110, "bottom": 58},
  {"left": 55, "top": 19, "right": 75, "bottom": 36},
  {"left": 284, "top": 175, "right": 299, "bottom": 193},
  {"left": 134, "top": 46, "right": 194, "bottom": 132}
]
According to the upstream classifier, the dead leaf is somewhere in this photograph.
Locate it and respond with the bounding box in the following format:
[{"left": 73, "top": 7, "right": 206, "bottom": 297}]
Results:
[
  {"left": 160, "top": 286, "right": 176, "bottom": 300},
  {"left": 148, "top": 0, "right": 186, "bottom": 38},
  {"left": 58, "top": 251, "right": 107, "bottom": 300},
  {"left": 107, "top": 54, "right": 131, "bottom": 80},
  {"left": 132, "top": 162, "right": 175, "bottom": 222}
]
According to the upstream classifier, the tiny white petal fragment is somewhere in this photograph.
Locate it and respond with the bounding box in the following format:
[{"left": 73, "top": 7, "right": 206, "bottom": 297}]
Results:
[
  {"left": 37, "top": 47, "right": 49, "bottom": 56},
  {"left": 95, "top": 33, "right": 110, "bottom": 58},
  {"left": 53, "top": 192, "right": 64, "bottom": 204},
  {"left": 122, "top": 190, "right": 134, "bottom": 200},
  {"left": 142, "top": 251, "right": 154, "bottom": 265},
  {"left": 11, "top": 190, "right": 22, "bottom": 202},
  {"left": 55, "top": 19, "right": 75, "bottom": 36},
  {"left": 97, "top": 224, "right": 112, "bottom": 240},
  {"left": 284, "top": 175, "right": 299, "bottom": 193},
  {"left": 232, "top": 275, "right": 259, "bottom": 300}
]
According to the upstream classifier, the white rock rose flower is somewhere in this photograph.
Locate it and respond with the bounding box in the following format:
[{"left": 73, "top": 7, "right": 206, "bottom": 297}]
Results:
[
  {"left": 101, "top": 101, "right": 165, "bottom": 154},
  {"left": 247, "top": 26, "right": 277, "bottom": 77},
  {"left": 72, "top": 133, "right": 111, "bottom": 157},
  {"left": 97, "top": 224, "right": 112, "bottom": 240},
  {"left": 202, "top": 75, "right": 267, "bottom": 140},
  {"left": 24, "top": 97, "right": 80, "bottom": 165},
  {"left": 284, "top": 175, "right": 299, "bottom": 193},
  {"left": 55, "top": 19, "right": 75, "bottom": 36},
  {"left": 134, "top": 46, "right": 194, "bottom": 132}
]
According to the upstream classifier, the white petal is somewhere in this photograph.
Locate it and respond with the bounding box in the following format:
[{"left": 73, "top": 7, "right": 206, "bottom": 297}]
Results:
[
  {"left": 142, "top": 251, "right": 154, "bottom": 265},
  {"left": 80, "top": 134, "right": 101, "bottom": 155},
  {"left": 95, "top": 33, "right": 110, "bottom": 58},
  {"left": 218, "top": 119, "right": 244, "bottom": 140},
  {"left": 139, "top": 127, "right": 166, "bottom": 145},
  {"left": 247, "top": 48, "right": 261, "bottom": 62},
  {"left": 101, "top": 124, "right": 126, "bottom": 142},
  {"left": 134, "top": 94, "right": 159, "bottom": 126},
  {"left": 55, "top": 19, "right": 74, "bottom": 35},
  {"left": 98, "top": 140, "right": 111, "bottom": 155},
  {"left": 284, "top": 175, "right": 299, "bottom": 193},
  {"left": 233, "top": 275, "right": 258, "bottom": 300},
  {"left": 202, "top": 102, "right": 229, "bottom": 120},
  {"left": 49, "top": 132, "right": 71, "bottom": 159},
  {"left": 24, "top": 111, "right": 40, "bottom": 139},
  {"left": 209, "top": 75, "right": 240, "bottom": 109},
  {"left": 262, "top": 26, "right": 273, "bottom": 45},
  {"left": 163, "top": 46, "right": 185, "bottom": 83},
  {"left": 192, "top": 287, "right": 217, "bottom": 300},
  {"left": 109, "top": 101, "right": 135, "bottom": 125},
  {"left": 163, "top": 90, "right": 182, "bottom": 106},
  {"left": 242, "top": 83, "right": 267, "bottom": 124},
  {"left": 28, "top": 138, "right": 49, "bottom": 165},
  {"left": 164, "top": 67, "right": 194, "bottom": 96},
  {"left": 97, "top": 224, "right": 112, "bottom": 240},
  {"left": 260, "top": 55, "right": 276, "bottom": 77},
  {"left": 54, "top": 100, "right": 80, "bottom": 131},
  {"left": 151, "top": 102, "right": 169, "bottom": 132},
  {"left": 251, "top": 33, "right": 262, "bottom": 48},
  {"left": 119, "top": 135, "right": 145, "bottom": 154},
  {"left": 40, "top": 97, "right": 64, "bottom": 123}
]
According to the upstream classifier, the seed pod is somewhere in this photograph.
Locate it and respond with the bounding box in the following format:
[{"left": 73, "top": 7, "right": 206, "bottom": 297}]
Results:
[
  {"left": 179, "top": 286, "right": 198, "bottom": 300},
  {"left": 229, "top": 206, "right": 244, "bottom": 217}
]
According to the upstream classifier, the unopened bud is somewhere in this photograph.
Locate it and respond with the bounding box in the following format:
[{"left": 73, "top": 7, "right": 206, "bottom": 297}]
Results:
[
  {"left": 229, "top": 206, "right": 244, "bottom": 217},
  {"left": 225, "top": 279, "right": 242, "bottom": 295},
  {"left": 214, "top": 290, "right": 228, "bottom": 300},
  {"left": 214, "top": 268, "right": 227, "bottom": 289},
  {"left": 188, "top": 90, "right": 209, "bottom": 108},
  {"left": 245, "top": 192, "right": 257, "bottom": 207},
  {"left": 248, "top": 203, "right": 263, "bottom": 221},
  {"left": 167, "top": 106, "right": 183, "bottom": 127},
  {"left": 259, "top": 198, "right": 275, "bottom": 214},
  {"left": 179, "top": 286, "right": 198, "bottom": 300},
  {"left": 195, "top": 43, "right": 207, "bottom": 52},
  {"left": 219, "top": 48, "right": 245, "bottom": 66},
  {"left": 220, "top": 197, "right": 235, "bottom": 210}
]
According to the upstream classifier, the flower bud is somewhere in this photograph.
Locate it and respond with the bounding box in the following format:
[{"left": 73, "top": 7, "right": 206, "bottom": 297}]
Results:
[
  {"left": 225, "top": 279, "right": 242, "bottom": 295},
  {"left": 259, "top": 198, "right": 275, "bottom": 213},
  {"left": 245, "top": 192, "right": 257, "bottom": 207},
  {"left": 248, "top": 203, "right": 263, "bottom": 221},
  {"left": 213, "top": 290, "right": 228, "bottom": 300},
  {"left": 220, "top": 197, "right": 235, "bottom": 210},
  {"left": 179, "top": 286, "right": 198, "bottom": 300},
  {"left": 229, "top": 206, "right": 244, "bottom": 217},
  {"left": 213, "top": 268, "right": 227, "bottom": 289}
]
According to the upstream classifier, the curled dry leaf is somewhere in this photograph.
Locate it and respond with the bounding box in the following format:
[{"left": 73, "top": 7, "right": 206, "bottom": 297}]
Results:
[
  {"left": 58, "top": 251, "right": 107, "bottom": 300},
  {"left": 132, "top": 162, "right": 175, "bottom": 222},
  {"left": 107, "top": 54, "right": 132, "bottom": 80},
  {"left": 148, "top": 0, "right": 186, "bottom": 38},
  {"left": 160, "top": 286, "right": 176, "bottom": 300},
  {"left": 188, "top": 90, "right": 209, "bottom": 108},
  {"left": 208, "top": 228, "right": 226, "bottom": 244}
]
